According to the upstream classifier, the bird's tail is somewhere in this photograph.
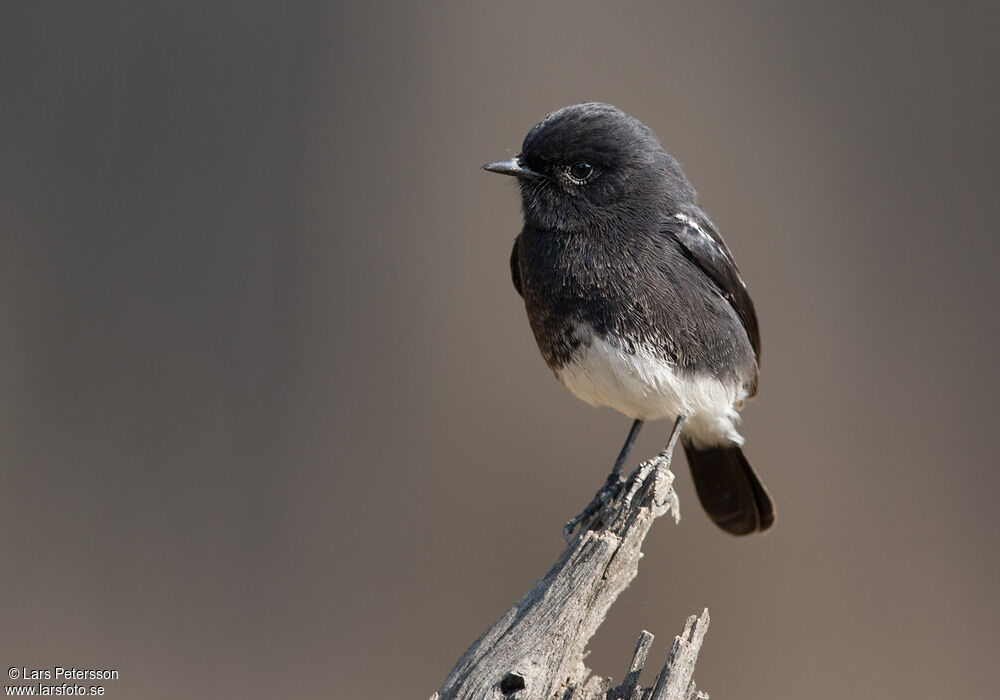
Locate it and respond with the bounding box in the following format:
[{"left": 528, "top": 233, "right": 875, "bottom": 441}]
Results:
[{"left": 682, "top": 439, "right": 775, "bottom": 536}]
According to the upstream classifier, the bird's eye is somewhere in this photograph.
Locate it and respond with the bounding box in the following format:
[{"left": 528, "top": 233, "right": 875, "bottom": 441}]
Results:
[{"left": 569, "top": 161, "right": 594, "bottom": 182}]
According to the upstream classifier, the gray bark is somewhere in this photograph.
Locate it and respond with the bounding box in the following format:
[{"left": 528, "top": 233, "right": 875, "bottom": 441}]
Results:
[{"left": 432, "top": 443, "right": 712, "bottom": 700}]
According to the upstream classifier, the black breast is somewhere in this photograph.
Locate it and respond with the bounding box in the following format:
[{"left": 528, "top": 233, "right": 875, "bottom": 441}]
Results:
[{"left": 514, "top": 223, "right": 757, "bottom": 389}]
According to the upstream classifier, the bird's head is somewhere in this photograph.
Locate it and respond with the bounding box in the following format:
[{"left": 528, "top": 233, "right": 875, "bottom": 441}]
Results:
[{"left": 484, "top": 103, "right": 692, "bottom": 234}]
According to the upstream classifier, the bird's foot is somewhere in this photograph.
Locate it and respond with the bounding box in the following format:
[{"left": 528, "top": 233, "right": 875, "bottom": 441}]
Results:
[
  {"left": 563, "top": 470, "right": 626, "bottom": 543},
  {"left": 622, "top": 450, "right": 680, "bottom": 522}
]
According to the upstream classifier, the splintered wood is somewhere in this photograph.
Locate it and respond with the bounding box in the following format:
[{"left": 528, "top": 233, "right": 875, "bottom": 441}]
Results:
[{"left": 433, "top": 448, "right": 712, "bottom": 700}]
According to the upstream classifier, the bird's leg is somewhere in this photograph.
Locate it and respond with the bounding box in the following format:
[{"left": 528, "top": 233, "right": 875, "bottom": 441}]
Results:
[
  {"left": 660, "top": 414, "right": 685, "bottom": 460},
  {"left": 623, "top": 414, "right": 686, "bottom": 507},
  {"left": 563, "top": 419, "right": 644, "bottom": 542},
  {"left": 613, "top": 418, "right": 644, "bottom": 477}
]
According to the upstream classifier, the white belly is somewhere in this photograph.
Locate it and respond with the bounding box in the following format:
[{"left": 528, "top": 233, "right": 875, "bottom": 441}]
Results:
[{"left": 554, "top": 329, "right": 748, "bottom": 448}]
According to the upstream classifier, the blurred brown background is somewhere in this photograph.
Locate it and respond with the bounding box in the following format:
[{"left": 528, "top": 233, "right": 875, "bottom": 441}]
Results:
[{"left": 2, "top": 2, "right": 998, "bottom": 698}]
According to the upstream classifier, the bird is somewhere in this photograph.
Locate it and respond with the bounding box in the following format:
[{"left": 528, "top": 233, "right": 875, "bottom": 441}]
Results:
[{"left": 483, "top": 102, "right": 774, "bottom": 538}]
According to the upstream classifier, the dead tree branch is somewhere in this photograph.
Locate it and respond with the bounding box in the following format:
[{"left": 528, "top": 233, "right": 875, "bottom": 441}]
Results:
[{"left": 433, "top": 444, "right": 713, "bottom": 700}]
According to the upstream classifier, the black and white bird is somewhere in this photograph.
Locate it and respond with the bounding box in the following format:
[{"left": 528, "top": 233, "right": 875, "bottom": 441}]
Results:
[{"left": 483, "top": 102, "right": 774, "bottom": 537}]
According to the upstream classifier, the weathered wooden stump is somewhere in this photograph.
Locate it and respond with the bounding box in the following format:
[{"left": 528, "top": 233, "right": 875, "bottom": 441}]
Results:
[{"left": 433, "top": 432, "right": 712, "bottom": 700}]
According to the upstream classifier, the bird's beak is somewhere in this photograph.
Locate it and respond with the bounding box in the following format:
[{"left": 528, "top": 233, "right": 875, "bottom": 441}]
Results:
[{"left": 482, "top": 156, "right": 542, "bottom": 179}]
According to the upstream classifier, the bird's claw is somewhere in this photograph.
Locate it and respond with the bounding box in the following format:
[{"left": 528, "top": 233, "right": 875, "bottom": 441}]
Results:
[{"left": 562, "top": 471, "right": 626, "bottom": 543}]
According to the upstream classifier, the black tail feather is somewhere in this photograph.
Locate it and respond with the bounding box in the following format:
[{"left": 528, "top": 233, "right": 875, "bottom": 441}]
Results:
[{"left": 682, "top": 440, "right": 775, "bottom": 536}]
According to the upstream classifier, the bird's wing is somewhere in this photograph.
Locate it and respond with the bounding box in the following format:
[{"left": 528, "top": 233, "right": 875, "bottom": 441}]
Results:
[
  {"left": 510, "top": 236, "right": 523, "bottom": 297},
  {"left": 663, "top": 212, "right": 761, "bottom": 364}
]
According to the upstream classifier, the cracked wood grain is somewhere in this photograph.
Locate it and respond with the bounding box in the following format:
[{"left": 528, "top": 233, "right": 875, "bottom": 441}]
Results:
[{"left": 432, "top": 437, "right": 713, "bottom": 700}]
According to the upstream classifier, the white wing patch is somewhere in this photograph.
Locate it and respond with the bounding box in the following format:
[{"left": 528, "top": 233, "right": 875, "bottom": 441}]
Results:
[{"left": 672, "top": 212, "right": 712, "bottom": 242}]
